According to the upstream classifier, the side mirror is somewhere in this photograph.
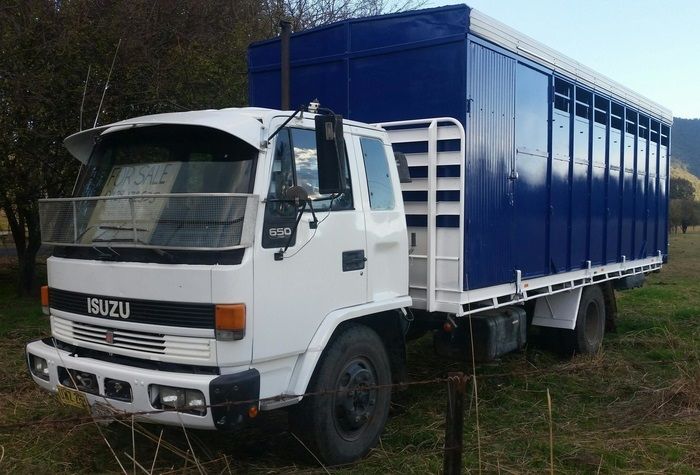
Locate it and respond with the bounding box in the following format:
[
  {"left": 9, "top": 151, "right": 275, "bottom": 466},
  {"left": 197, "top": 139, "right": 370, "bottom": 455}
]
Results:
[
  {"left": 393, "top": 151, "right": 412, "bottom": 183},
  {"left": 284, "top": 185, "right": 309, "bottom": 205},
  {"left": 315, "top": 114, "right": 347, "bottom": 195}
]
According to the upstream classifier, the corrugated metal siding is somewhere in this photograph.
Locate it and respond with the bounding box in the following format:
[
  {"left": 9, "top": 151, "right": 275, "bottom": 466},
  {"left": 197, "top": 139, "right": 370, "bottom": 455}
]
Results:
[
  {"left": 464, "top": 40, "right": 515, "bottom": 289},
  {"left": 248, "top": 4, "right": 470, "bottom": 122},
  {"left": 248, "top": 5, "right": 671, "bottom": 295}
]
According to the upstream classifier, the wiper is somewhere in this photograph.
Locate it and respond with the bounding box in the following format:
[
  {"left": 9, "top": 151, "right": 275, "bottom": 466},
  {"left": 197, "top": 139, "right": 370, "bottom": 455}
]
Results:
[
  {"left": 75, "top": 224, "right": 149, "bottom": 243},
  {"left": 92, "top": 236, "right": 176, "bottom": 262}
]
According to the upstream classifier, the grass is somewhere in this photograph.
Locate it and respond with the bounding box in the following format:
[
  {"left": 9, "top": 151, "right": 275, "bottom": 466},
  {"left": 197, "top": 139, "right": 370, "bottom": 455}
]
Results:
[{"left": 0, "top": 232, "right": 699, "bottom": 473}]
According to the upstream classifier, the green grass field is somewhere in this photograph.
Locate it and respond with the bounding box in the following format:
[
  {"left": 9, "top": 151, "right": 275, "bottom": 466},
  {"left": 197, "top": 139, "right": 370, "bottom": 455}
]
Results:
[{"left": 0, "top": 232, "right": 698, "bottom": 473}]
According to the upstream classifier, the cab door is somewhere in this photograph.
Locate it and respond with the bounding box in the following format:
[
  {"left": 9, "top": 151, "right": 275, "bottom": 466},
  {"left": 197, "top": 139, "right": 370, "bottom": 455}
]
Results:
[
  {"left": 351, "top": 129, "right": 408, "bottom": 302},
  {"left": 252, "top": 119, "right": 367, "bottom": 381}
]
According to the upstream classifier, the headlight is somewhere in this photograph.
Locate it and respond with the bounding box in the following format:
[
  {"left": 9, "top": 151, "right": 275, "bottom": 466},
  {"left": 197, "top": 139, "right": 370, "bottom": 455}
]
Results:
[
  {"left": 28, "top": 354, "right": 50, "bottom": 381},
  {"left": 149, "top": 384, "right": 206, "bottom": 416}
]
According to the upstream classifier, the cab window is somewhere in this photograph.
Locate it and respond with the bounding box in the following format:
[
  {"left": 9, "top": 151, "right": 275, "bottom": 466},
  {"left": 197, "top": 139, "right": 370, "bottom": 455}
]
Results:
[
  {"left": 360, "top": 137, "right": 395, "bottom": 210},
  {"left": 262, "top": 127, "right": 353, "bottom": 248}
]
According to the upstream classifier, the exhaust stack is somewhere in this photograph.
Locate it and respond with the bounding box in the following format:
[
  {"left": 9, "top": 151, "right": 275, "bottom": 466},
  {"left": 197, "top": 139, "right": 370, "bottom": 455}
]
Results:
[{"left": 280, "top": 19, "right": 292, "bottom": 110}]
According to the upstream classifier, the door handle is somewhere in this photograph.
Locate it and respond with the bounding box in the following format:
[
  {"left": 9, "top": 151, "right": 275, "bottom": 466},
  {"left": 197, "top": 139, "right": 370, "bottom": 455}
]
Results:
[{"left": 342, "top": 250, "right": 366, "bottom": 272}]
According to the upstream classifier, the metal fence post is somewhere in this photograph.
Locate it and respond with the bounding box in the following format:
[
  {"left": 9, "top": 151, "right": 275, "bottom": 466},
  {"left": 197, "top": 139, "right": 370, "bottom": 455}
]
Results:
[{"left": 443, "top": 372, "right": 467, "bottom": 475}]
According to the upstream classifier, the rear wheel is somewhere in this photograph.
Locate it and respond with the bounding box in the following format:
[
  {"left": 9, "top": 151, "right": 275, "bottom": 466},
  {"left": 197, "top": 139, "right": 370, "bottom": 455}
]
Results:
[
  {"left": 289, "top": 324, "right": 392, "bottom": 465},
  {"left": 563, "top": 285, "right": 606, "bottom": 355}
]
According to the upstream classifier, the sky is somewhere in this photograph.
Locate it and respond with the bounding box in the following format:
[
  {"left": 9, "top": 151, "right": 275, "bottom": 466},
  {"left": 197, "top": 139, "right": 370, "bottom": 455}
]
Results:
[{"left": 429, "top": 0, "right": 699, "bottom": 118}]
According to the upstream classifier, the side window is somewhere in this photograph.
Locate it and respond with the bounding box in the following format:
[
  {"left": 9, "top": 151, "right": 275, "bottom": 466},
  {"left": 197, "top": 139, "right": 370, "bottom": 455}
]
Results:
[
  {"left": 289, "top": 128, "right": 352, "bottom": 212},
  {"left": 360, "top": 137, "right": 395, "bottom": 210},
  {"left": 262, "top": 130, "right": 297, "bottom": 248},
  {"left": 262, "top": 127, "right": 353, "bottom": 249}
]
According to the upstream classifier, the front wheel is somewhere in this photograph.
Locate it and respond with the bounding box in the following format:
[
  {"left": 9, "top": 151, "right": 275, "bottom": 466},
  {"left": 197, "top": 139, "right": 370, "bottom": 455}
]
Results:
[{"left": 289, "top": 324, "right": 392, "bottom": 465}]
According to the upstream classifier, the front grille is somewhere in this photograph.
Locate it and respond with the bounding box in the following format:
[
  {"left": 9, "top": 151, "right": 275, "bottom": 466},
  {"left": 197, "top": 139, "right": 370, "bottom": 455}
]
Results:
[
  {"left": 49, "top": 288, "right": 215, "bottom": 329},
  {"left": 52, "top": 316, "right": 213, "bottom": 361}
]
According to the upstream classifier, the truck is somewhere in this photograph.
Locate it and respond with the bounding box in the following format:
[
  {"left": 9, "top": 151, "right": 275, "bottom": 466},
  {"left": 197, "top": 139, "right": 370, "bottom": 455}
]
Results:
[{"left": 26, "top": 4, "right": 671, "bottom": 465}]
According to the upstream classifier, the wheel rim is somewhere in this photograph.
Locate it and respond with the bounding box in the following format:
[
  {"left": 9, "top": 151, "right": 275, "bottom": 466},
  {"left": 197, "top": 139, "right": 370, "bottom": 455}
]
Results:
[
  {"left": 333, "top": 357, "right": 379, "bottom": 441},
  {"left": 584, "top": 300, "right": 602, "bottom": 347}
]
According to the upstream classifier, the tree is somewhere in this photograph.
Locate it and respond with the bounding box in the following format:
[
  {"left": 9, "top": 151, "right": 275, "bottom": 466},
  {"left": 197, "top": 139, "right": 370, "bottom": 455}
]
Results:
[
  {"left": 259, "top": 0, "right": 425, "bottom": 31},
  {"left": 670, "top": 198, "right": 700, "bottom": 234},
  {"left": 670, "top": 176, "right": 695, "bottom": 200},
  {"left": 1, "top": 0, "right": 423, "bottom": 294},
  {"left": 0, "top": 0, "right": 265, "bottom": 294}
]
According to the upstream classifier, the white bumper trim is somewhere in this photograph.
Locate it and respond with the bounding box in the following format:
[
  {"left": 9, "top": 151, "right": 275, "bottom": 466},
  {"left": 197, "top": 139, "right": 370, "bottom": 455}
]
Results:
[{"left": 26, "top": 339, "right": 219, "bottom": 430}]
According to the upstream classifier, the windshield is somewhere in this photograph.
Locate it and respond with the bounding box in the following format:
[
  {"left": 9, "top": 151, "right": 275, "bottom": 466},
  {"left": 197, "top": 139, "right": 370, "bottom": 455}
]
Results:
[
  {"left": 74, "top": 124, "right": 256, "bottom": 197},
  {"left": 42, "top": 125, "right": 259, "bottom": 259}
]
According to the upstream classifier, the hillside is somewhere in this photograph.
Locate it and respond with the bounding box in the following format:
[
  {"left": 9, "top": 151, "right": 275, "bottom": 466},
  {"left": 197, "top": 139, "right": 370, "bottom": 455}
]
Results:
[
  {"left": 671, "top": 117, "right": 700, "bottom": 177},
  {"left": 670, "top": 164, "right": 700, "bottom": 201}
]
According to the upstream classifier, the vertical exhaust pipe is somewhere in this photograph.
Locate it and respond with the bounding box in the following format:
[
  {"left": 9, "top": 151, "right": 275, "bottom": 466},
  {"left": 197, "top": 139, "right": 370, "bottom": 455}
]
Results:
[{"left": 280, "top": 19, "right": 292, "bottom": 110}]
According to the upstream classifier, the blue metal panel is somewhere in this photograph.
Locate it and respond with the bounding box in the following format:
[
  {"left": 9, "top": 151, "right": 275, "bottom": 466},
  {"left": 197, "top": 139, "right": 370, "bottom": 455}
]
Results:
[
  {"left": 658, "top": 175, "right": 668, "bottom": 255},
  {"left": 247, "top": 5, "right": 672, "bottom": 292},
  {"left": 621, "top": 131, "right": 635, "bottom": 259},
  {"left": 606, "top": 168, "right": 621, "bottom": 262},
  {"left": 590, "top": 165, "right": 606, "bottom": 265},
  {"left": 248, "top": 4, "right": 470, "bottom": 120},
  {"left": 571, "top": 161, "right": 589, "bottom": 268},
  {"left": 550, "top": 158, "right": 571, "bottom": 272},
  {"left": 607, "top": 129, "right": 622, "bottom": 262},
  {"left": 648, "top": 177, "right": 658, "bottom": 254},
  {"left": 658, "top": 138, "right": 669, "bottom": 255},
  {"left": 635, "top": 174, "right": 647, "bottom": 258},
  {"left": 590, "top": 123, "right": 606, "bottom": 266},
  {"left": 550, "top": 104, "right": 571, "bottom": 273},
  {"left": 348, "top": 43, "right": 465, "bottom": 123},
  {"left": 635, "top": 128, "right": 648, "bottom": 258},
  {"left": 464, "top": 39, "right": 515, "bottom": 289},
  {"left": 513, "top": 63, "right": 549, "bottom": 278},
  {"left": 571, "top": 115, "right": 590, "bottom": 269}
]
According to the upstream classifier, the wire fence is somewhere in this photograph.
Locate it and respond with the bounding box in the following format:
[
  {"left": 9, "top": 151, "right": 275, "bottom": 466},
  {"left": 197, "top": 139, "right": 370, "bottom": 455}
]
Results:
[
  {"left": 2, "top": 355, "right": 697, "bottom": 431},
  {"left": 3, "top": 326, "right": 699, "bottom": 475}
]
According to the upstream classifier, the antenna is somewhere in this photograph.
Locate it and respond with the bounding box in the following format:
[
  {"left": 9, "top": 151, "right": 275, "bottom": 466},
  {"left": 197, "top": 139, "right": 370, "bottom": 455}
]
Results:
[
  {"left": 79, "top": 65, "right": 91, "bottom": 131},
  {"left": 93, "top": 38, "right": 122, "bottom": 128}
]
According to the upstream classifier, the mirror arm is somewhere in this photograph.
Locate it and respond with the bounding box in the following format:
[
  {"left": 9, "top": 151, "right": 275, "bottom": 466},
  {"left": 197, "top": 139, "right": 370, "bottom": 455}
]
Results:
[
  {"left": 267, "top": 105, "right": 305, "bottom": 144},
  {"left": 274, "top": 200, "right": 307, "bottom": 261},
  {"left": 307, "top": 199, "right": 319, "bottom": 229}
]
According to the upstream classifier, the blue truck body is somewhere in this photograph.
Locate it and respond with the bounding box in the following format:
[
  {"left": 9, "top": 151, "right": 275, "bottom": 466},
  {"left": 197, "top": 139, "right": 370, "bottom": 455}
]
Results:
[{"left": 248, "top": 4, "right": 671, "bottom": 291}]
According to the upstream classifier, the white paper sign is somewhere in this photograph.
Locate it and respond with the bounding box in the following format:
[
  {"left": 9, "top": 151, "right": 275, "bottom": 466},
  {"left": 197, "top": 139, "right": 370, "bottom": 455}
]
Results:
[{"left": 82, "top": 162, "right": 181, "bottom": 244}]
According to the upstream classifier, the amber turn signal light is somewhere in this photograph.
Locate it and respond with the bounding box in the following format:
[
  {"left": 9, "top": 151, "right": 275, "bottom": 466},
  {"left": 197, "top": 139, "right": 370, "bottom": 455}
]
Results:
[
  {"left": 215, "top": 304, "right": 246, "bottom": 341},
  {"left": 40, "top": 285, "right": 49, "bottom": 315}
]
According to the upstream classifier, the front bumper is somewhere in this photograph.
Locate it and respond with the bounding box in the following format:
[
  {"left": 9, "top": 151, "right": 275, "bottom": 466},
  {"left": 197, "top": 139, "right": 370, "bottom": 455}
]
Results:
[{"left": 26, "top": 338, "right": 259, "bottom": 430}]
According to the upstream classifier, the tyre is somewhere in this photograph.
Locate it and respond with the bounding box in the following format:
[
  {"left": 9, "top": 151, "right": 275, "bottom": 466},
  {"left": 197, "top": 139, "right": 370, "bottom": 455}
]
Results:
[
  {"left": 563, "top": 285, "right": 606, "bottom": 355},
  {"left": 289, "top": 324, "right": 392, "bottom": 465}
]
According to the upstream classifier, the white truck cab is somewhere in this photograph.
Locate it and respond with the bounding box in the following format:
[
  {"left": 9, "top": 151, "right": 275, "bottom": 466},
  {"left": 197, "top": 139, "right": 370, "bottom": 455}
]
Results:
[{"left": 26, "top": 106, "right": 410, "bottom": 463}]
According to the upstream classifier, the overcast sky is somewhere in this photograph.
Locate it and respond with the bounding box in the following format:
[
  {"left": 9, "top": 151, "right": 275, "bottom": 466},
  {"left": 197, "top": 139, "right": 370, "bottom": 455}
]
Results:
[{"left": 430, "top": 0, "right": 698, "bottom": 118}]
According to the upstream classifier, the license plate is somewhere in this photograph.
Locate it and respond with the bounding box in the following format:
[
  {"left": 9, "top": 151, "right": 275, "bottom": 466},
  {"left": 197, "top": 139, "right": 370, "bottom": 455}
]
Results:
[{"left": 57, "top": 385, "right": 89, "bottom": 410}]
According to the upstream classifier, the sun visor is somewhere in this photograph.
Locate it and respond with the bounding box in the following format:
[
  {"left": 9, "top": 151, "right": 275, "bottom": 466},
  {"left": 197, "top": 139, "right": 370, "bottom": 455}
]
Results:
[{"left": 63, "top": 110, "right": 263, "bottom": 163}]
